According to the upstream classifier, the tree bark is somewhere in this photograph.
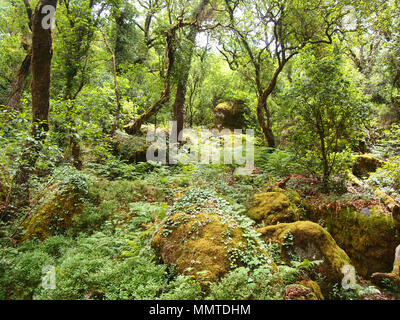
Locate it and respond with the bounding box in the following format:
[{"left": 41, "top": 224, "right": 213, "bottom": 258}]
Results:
[
  {"left": 5, "top": 0, "right": 33, "bottom": 112},
  {"left": 6, "top": 49, "right": 32, "bottom": 112},
  {"left": 2, "top": 0, "right": 57, "bottom": 221},
  {"left": 172, "top": 0, "right": 209, "bottom": 137}
]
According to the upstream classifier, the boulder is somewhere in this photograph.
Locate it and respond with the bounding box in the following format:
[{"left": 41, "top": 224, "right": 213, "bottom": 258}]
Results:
[
  {"left": 247, "top": 190, "right": 300, "bottom": 226},
  {"left": 113, "top": 130, "right": 151, "bottom": 163},
  {"left": 257, "top": 221, "right": 351, "bottom": 294},
  {"left": 352, "top": 154, "right": 385, "bottom": 178},
  {"left": 305, "top": 205, "right": 400, "bottom": 278},
  {"left": 23, "top": 185, "right": 85, "bottom": 241},
  {"left": 152, "top": 211, "right": 248, "bottom": 285},
  {"left": 213, "top": 101, "right": 246, "bottom": 130}
]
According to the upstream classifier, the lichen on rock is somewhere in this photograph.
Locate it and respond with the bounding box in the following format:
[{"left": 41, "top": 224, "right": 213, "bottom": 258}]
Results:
[{"left": 152, "top": 211, "right": 246, "bottom": 284}]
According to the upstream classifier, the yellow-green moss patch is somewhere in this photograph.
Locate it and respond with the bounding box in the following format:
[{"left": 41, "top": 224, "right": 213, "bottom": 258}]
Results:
[
  {"left": 247, "top": 191, "right": 300, "bottom": 226},
  {"left": 305, "top": 205, "right": 400, "bottom": 278},
  {"left": 352, "top": 154, "right": 385, "bottom": 178},
  {"left": 23, "top": 186, "right": 85, "bottom": 241},
  {"left": 258, "top": 221, "right": 351, "bottom": 294},
  {"left": 152, "top": 211, "right": 247, "bottom": 285},
  {"left": 213, "top": 101, "right": 245, "bottom": 130}
]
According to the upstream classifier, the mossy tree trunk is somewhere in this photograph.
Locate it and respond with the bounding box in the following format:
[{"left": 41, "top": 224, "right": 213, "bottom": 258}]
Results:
[
  {"left": 2, "top": 0, "right": 58, "bottom": 221},
  {"left": 5, "top": 0, "right": 33, "bottom": 112},
  {"left": 172, "top": 0, "right": 209, "bottom": 137},
  {"left": 6, "top": 49, "right": 32, "bottom": 112}
]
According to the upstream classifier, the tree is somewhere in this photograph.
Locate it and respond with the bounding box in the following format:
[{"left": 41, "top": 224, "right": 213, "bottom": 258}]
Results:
[
  {"left": 286, "top": 45, "right": 368, "bottom": 188},
  {"left": 54, "top": 0, "right": 101, "bottom": 169},
  {"left": 2, "top": 0, "right": 58, "bottom": 221},
  {"left": 124, "top": 1, "right": 210, "bottom": 135},
  {"left": 172, "top": 0, "right": 210, "bottom": 137},
  {"left": 219, "top": 0, "right": 349, "bottom": 147},
  {"left": 5, "top": 0, "right": 33, "bottom": 112}
]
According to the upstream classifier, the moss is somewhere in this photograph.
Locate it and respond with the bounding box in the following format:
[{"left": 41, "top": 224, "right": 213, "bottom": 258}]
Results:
[
  {"left": 213, "top": 101, "right": 246, "bottom": 130},
  {"left": 247, "top": 191, "right": 300, "bottom": 226},
  {"left": 257, "top": 221, "right": 351, "bottom": 294},
  {"left": 305, "top": 204, "right": 400, "bottom": 278},
  {"left": 113, "top": 131, "right": 151, "bottom": 163},
  {"left": 352, "top": 154, "right": 385, "bottom": 178},
  {"left": 0, "top": 166, "right": 9, "bottom": 202},
  {"left": 152, "top": 211, "right": 247, "bottom": 285},
  {"left": 22, "top": 186, "right": 85, "bottom": 241}
]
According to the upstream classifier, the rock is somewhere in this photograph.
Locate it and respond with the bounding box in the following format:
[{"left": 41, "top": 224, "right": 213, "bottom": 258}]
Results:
[
  {"left": 257, "top": 221, "right": 351, "bottom": 294},
  {"left": 23, "top": 185, "right": 85, "bottom": 241},
  {"left": 113, "top": 130, "right": 152, "bottom": 163},
  {"left": 305, "top": 205, "right": 400, "bottom": 278},
  {"left": 352, "top": 154, "right": 385, "bottom": 178},
  {"left": 152, "top": 211, "right": 247, "bottom": 285},
  {"left": 247, "top": 190, "right": 300, "bottom": 226},
  {"left": 213, "top": 101, "right": 246, "bottom": 130},
  {"left": 0, "top": 166, "right": 9, "bottom": 202},
  {"left": 371, "top": 245, "right": 400, "bottom": 291},
  {"left": 285, "top": 279, "right": 324, "bottom": 300}
]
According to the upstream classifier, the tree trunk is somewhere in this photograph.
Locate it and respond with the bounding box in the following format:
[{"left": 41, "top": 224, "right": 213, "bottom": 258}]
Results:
[
  {"left": 257, "top": 98, "right": 276, "bottom": 148},
  {"left": 124, "top": 24, "right": 178, "bottom": 135},
  {"left": 172, "top": 0, "right": 209, "bottom": 137},
  {"left": 173, "top": 82, "right": 186, "bottom": 136},
  {"left": 101, "top": 29, "right": 122, "bottom": 136},
  {"left": 2, "top": 0, "right": 57, "bottom": 221},
  {"left": 125, "top": 1, "right": 209, "bottom": 136},
  {"left": 6, "top": 49, "right": 32, "bottom": 112}
]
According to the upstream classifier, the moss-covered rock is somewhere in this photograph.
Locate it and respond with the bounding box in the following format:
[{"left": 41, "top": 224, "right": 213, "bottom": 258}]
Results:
[
  {"left": 257, "top": 221, "right": 351, "bottom": 294},
  {"left": 305, "top": 205, "right": 400, "bottom": 278},
  {"left": 285, "top": 279, "right": 324, "bottom": 300},
  {"left": 152, "top": 211, "right": 247, "bottom": 285},
  {"left": 352, "top": 154, "right": 385, "bottom": 178},
  {"left": 113, "top": 130, "right": 152, "bottom": 163},
  {"left": 151, "top": 189, "right": 279, "bottom": 287},
  {"left": 247, "top": 191, "right": 300, "bottom": 226},
  {"left": 213, "top": 101, "right": 246, "bottom": 130},
  {"left": 23, "top": 186, "right": 85, "bottom": 241}
]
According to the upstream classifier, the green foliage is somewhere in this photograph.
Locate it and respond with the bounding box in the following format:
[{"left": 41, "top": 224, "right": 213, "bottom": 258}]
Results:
[
  {"left": 373, "top": 124, "right": 400, "bottom": 158},
  {"left": 284, "top": 44, "right": 369, "bottom": 185},
  {"left": 367, "top": 156, "right": 400, "bottom": 201},
  {"left": 208, "top": 266, "right": 282, "bottom": 300},
  {"left": 255, "top": 147, "right": 301, "bottom": 177}
]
